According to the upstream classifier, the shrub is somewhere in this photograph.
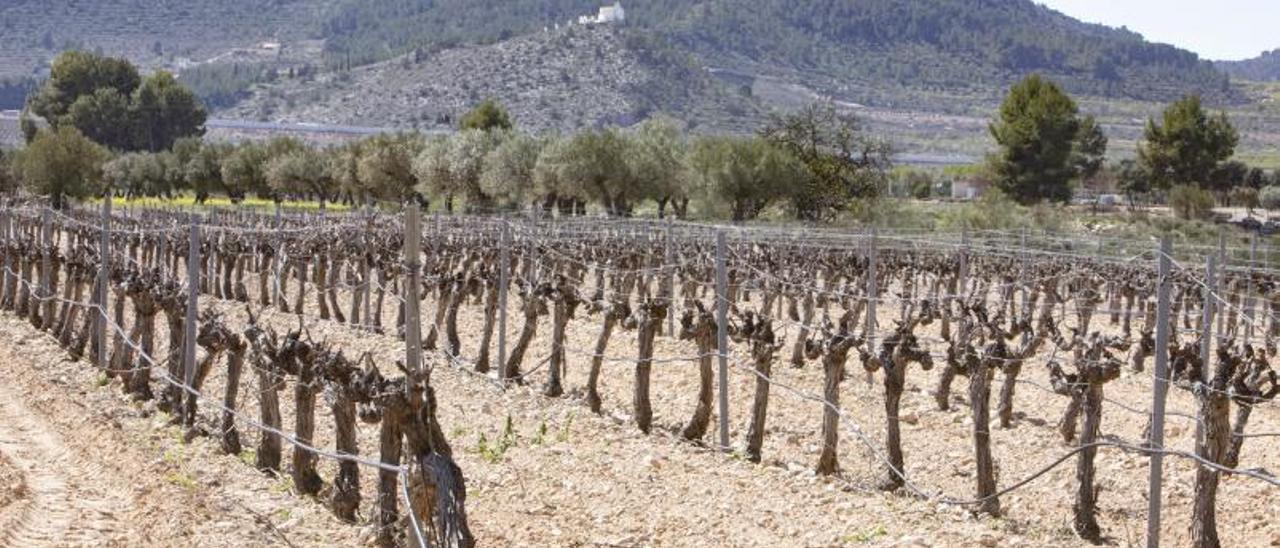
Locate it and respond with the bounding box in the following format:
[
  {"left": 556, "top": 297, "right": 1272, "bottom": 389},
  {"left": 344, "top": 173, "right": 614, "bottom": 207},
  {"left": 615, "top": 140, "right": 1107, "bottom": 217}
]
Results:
[
  {"left": 1230, "top": 186, "right": 1259, "bottom": 213},
  {"left": 1168, "top": 184, "right": 1215, "bottom": 220},
  {"left": 1260, "top": 186, "right": 1280, "bottom": 212}
]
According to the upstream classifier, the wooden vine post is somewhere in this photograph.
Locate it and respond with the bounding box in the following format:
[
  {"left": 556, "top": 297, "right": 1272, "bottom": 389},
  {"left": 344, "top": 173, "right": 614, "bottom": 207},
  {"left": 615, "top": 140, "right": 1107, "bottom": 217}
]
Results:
[
  {"left": 182, "top": 217, "right": 200, "bottom": 416},
  {"left": 97, "top": 195, "right": 112, "bottom": 370},
  {"left": 404, "top": 206, "right": 424, "bottom": 394},
  {"left": 497, "top": 219, "right": 510, "bottom": 383},
  {"left": 865, "top": 227, "right": 877, "bottom": 382},
  {"left": 401, "top": 205, "right": 429, "bottom": 547},
  {"left": 665, "top": 217, "right": 675, "bottom": 337},
  {"left": 38, "top": 208, "right": 51, "bottom": 327}
]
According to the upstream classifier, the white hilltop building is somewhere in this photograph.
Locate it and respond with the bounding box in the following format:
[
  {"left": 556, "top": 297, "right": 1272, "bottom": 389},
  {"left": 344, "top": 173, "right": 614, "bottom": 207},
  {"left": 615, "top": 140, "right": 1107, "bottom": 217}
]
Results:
[{"left": 577, "top": 2, "right": 626, "bottom": 25}]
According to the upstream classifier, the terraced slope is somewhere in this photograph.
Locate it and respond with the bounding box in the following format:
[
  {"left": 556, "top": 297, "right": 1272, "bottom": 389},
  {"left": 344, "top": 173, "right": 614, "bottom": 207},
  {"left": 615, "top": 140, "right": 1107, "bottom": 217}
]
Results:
[{"left": 0, "top": 0, "right": 337, "bottom": 79}]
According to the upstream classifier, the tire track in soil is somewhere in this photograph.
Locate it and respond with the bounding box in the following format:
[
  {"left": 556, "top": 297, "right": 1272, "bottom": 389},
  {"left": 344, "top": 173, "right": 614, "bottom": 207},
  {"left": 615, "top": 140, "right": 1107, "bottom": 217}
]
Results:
[{"left": 0, "top": 374, "right": 123, "bottom": 547}]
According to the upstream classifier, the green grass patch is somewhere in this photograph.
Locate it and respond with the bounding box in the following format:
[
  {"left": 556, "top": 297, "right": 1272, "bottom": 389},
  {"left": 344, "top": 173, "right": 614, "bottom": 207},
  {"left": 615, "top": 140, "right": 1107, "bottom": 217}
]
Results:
[
  {"left": 166, "top": 471, "right": 198, "bottom": 491},
  {"left": 842, "top": 525, "right": 887, "bottom": 544},
  {"left": 474, "top": 415, "right": 518, "bottom": 463},
  {"left": 270, "top": 475, "right": 296, "bottom": 494}
]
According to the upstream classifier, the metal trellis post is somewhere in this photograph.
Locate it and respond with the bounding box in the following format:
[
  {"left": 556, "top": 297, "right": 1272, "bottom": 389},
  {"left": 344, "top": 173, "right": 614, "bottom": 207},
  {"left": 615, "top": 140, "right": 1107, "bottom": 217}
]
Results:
[
  {"left": 1246, "top": 234, "right": 1257, "bottom": 344},
  {"left": 958, "top": 229, "right": 969, "bottom": 340},
  {"left": 715, "top": 229, "right": 730, "bottom": 452},
  {"left": 1146, "top": 235, "right": 1172, "bottom": 548},
  {"left": 363, "top": 212, "right": 373, "bottom": 327},
  {"left": 0, "top": 209, "right": 9, "bottom": 309},
  {"left": 1216, "top": 234, "right": 1226, "bottom": 337},
  {"left": 1201, "top": 254, "right": 1217, "bottom": 373}
]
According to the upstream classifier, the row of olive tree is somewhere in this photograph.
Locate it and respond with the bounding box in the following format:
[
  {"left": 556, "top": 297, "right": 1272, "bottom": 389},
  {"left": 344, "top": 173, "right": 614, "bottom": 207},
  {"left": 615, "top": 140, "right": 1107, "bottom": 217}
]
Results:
[{"left": 7, "top": 100, "right": 892, "bottom": 220}]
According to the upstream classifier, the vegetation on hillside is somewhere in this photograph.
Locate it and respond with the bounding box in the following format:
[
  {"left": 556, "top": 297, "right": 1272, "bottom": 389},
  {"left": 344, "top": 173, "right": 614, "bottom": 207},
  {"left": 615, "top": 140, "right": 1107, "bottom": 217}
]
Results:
[
  {"left": 0, "top": 0, "right": 335, "bottom": 79},
  {"left": 314, "top": 0, "right": 1236, "bottom": 103},
  {"left": 222, "top": 25, "right": 763, "bottom": 134},
  {"left": 0, "top": 0, "right": 1244, "bottom": 107}
]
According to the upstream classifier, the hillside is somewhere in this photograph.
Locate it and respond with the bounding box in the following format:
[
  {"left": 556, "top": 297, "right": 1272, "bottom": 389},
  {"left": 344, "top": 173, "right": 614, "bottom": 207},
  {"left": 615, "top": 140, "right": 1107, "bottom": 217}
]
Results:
[
  {"left": 310, "top": 0, "right": 1239, "bottom": 105},
  {"left": 0, "top": 0, "right": 338, "bottom": 79},
  {"left": 4, "top": 0, "right": 1278, "bottom": 164},
  {"left": 220, "top": 25, "right": 766, "bottom": 134},
  {"left": 0, "top": 0, "right": 1245, "bottom": 106},
  {"left": 1218, "top": 50, "right": 1280, "bottom": 82}
]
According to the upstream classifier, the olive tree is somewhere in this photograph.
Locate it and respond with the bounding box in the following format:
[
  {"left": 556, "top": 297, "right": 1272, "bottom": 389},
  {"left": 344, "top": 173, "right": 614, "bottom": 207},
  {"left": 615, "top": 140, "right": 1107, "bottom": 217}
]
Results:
[
  {"left": 266, "top": 147, "right": 337, "bottom": 206},
  {"left": 1260, "top": 186, "right": 1280, "bottom": 212},
  {"left": 185, "top": 141, "right": 231, "bottom": 203},
  {"left": 12, "top": 126, "right": 110, "bottom": 208},
  {"left": 534, "top": 129, "right": 636, "bottom": 216},
  {"left": 412, "top": 136, "right": 457, "bottom": 210},
  {"left": 326, "top": 142, "right": 364, "bottom": 206},
  {"left": 761, "top": 100, "right": 891, "bottom": 220},
  {"left": 357, "top": 133, "right": 423, "bottom": 203},
  {"left": 531, "top": 136, "right": 583, "bottom": 214},
  {"left": 446, "top": 129, "right": 502, "bottom": 212},
  {"left": 103, "top": 152, "right": 175, "bottom": 198},
  {"left": 628, "top": 116, "right": 690, "bottom": 218},
  {"left": 480, "top": 132, "right": 544, "bottom": 209},
  {"left": 690, "top": 136, "right": 796, "bottom": 222},
  {"left": 220, "top": 142, "right": 270, "bottom": 203}
]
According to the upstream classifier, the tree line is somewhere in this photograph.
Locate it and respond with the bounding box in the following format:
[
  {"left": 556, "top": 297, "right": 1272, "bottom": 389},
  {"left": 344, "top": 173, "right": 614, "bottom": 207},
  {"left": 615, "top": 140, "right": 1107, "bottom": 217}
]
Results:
[
  {"left": 5, "top": 51, "right": 1272, "bottom": 223},
  {"left": 6, "top": 62, "right": 894, "bottom": 220},
  {"left": 984, "top": 74, "right": 1277, "bottom": 221}
]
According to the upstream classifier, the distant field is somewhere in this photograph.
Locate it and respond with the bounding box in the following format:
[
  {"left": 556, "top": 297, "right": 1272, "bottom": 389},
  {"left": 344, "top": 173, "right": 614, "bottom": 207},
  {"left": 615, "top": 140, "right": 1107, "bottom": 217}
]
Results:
[{"left": 88, "top": 194, "right": 353, "bottom": 212}]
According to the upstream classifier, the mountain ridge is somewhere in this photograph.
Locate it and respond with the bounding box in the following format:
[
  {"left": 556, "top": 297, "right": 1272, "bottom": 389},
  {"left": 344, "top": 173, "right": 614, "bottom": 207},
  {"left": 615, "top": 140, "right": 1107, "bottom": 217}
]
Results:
[
  {"left": 1218, "top": 50, "right": 1280, "bottom": 82},
  {"left": 0, "top": 0, "right": 1245, "bottom": 106}
]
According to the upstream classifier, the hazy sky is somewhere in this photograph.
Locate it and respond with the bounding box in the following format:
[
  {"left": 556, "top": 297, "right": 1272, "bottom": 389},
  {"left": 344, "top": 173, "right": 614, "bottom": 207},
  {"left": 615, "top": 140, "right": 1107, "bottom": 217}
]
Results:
[{"left": 1036, "top": 0, "right": 1278, "bottom": 61}]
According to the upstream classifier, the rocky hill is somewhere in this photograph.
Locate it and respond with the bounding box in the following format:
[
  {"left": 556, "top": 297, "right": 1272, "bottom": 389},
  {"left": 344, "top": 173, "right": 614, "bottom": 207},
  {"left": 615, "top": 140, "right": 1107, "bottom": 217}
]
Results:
[
  {"left": 220, "top": 25, "right": 765, "bottom": 133},
  {"left": 0, "top": 0, "right": 1247, "bottom": 106},
  {"left": 1218, "top": 50, "right": 1280, "bottom": 82}
]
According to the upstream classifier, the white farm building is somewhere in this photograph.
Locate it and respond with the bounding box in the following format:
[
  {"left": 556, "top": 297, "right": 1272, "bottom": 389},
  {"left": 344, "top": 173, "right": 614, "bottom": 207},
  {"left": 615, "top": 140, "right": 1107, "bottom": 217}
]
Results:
[{"left": 577, "top": 2, "right": 626, "bottom": 25}]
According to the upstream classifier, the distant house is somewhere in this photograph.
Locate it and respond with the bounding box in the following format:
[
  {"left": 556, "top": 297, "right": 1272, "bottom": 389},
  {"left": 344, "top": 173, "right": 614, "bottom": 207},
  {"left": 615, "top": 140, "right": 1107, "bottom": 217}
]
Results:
[
  {"left": 951, "top": 176, "right": 990, "bottom": 201},
  {"left": 577, "top": 2, "right": 626, "bottom": 25}
]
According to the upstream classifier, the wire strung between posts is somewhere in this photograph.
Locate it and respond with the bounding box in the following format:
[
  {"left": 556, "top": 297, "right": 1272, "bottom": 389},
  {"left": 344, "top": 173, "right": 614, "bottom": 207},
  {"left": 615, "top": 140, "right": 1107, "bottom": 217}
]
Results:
[{"left": 15, "top": 205, "right": 1280, "bottom": 536}]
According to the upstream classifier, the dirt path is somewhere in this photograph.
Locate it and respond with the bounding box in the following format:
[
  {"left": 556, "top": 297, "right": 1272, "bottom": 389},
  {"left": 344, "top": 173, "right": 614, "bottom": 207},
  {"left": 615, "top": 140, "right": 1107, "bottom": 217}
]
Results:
[
  {"left": 0, "top": 375, "right": 124, "bottom": 546},
  {"left": 0, "top": 314, "right": 359, "bottom": 547}
]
